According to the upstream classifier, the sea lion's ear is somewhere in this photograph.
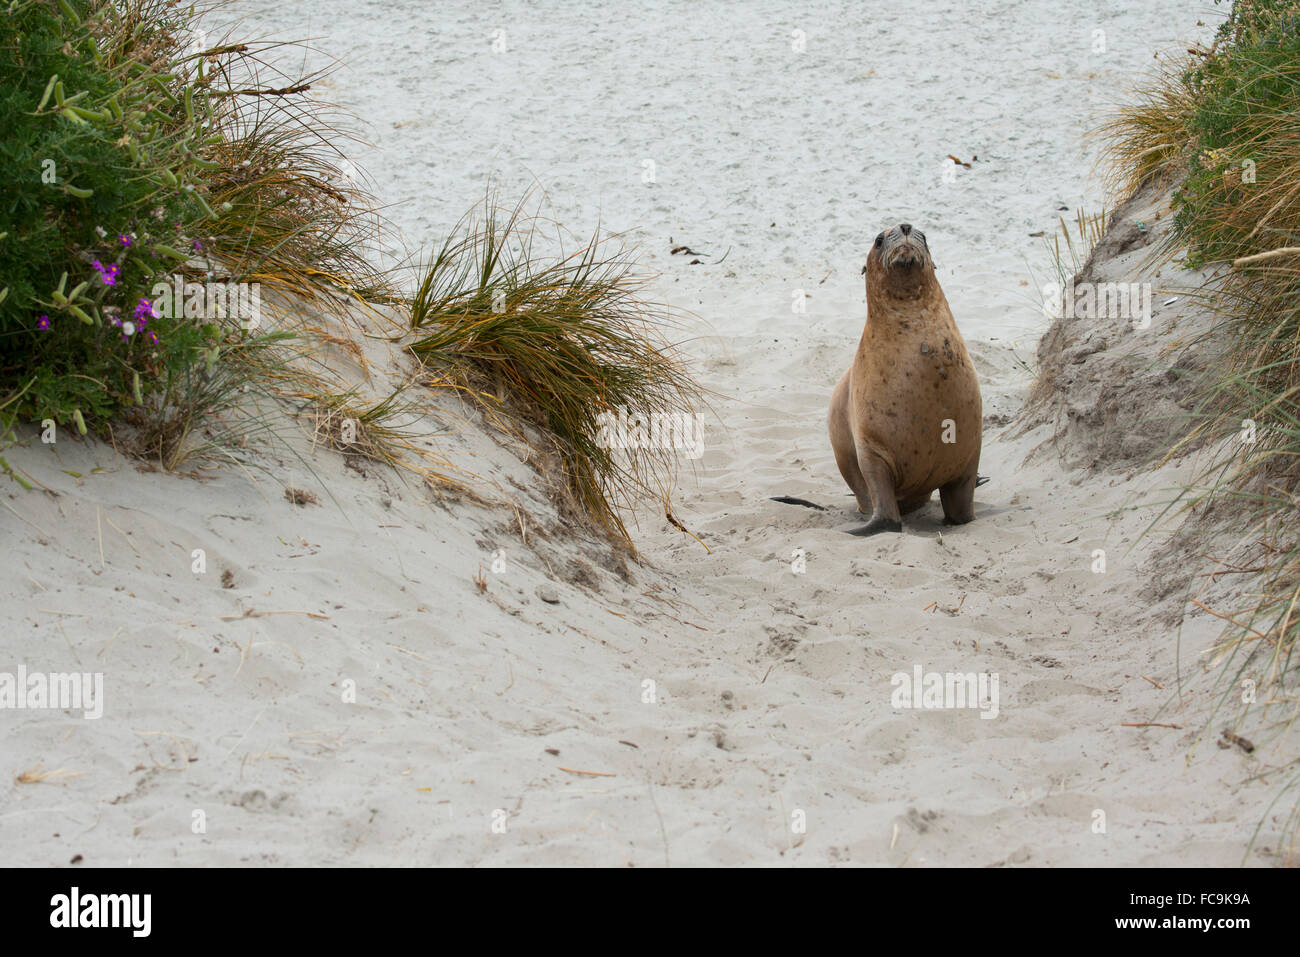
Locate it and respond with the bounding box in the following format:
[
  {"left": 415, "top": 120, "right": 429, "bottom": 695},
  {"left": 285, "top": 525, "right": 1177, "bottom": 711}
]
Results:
[{"left": 861, "top": 264, "right": 867, "bottom": 275}]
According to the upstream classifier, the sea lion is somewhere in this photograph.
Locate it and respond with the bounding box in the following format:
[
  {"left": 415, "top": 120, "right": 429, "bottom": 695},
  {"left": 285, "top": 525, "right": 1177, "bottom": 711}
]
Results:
[{"left": 827, "top": 223, "right": 981, "bottom": 535}]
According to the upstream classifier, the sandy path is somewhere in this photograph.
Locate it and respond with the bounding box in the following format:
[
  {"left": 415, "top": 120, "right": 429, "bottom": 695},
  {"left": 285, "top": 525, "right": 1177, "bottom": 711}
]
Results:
[{"left": 617, "top": 332, "right": 1269, "bottom": 866}]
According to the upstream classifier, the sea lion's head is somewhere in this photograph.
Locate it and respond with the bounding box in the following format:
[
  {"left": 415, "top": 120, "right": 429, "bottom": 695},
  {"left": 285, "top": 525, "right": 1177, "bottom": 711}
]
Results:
[{"left": 862, "top": 223, "right": 934, "bottom": 301}]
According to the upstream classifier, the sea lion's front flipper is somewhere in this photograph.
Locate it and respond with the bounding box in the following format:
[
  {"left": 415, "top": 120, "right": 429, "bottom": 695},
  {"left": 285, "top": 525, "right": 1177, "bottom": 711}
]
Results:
[
  {"left": 976, "top": 475, "right": 989, "bottom": 487},
  {"left": 845, "top": 451, "right": 903, "bottom": 536},
  {"left": 845, "top": 516, "right": 903, "bottom": 536}
]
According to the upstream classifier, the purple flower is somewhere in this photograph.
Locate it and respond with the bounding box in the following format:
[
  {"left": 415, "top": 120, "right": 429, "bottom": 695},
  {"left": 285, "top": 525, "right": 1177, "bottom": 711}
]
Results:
[
  {"left": 119, "top": 234, "right": 132, "bottom": 247},
  {"left": 37, "top": 314, "right": 50, "bottom": 330},
  {"left": 193, "top": 239, "right": 203, "bottom": 252},
  {"left": 92, "top": 260, "right": 120, "bottom": 286}
]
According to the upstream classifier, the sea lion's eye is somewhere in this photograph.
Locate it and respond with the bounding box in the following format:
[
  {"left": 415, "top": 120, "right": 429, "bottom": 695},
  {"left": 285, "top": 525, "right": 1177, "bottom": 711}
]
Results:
[{"left": 873, "top": 234, "right": 883, "bottom": 249}]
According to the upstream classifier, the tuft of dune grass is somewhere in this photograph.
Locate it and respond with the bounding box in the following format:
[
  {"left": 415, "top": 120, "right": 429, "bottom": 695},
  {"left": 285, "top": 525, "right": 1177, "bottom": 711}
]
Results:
[
  {"left": 407, "top": 193, "right": 706, "bottom": 548},
  {"left": 1097, "top": 56, "right": 1201, "bottom": 199},
  {"left": 296, "top": 383, "right": 485, "bottom": 502}
]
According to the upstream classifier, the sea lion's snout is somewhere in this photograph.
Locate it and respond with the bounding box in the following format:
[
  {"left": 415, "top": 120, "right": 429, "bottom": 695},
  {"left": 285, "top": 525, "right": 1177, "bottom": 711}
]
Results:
[
  {"left": 881, "top": 223, "right": 928, "bottom": 269},
  {"left": 888, "top": 243, "right": 923, "bottom": 268},
  {"left": 864, "top": 224, "right": 933, "bottom": 294}
]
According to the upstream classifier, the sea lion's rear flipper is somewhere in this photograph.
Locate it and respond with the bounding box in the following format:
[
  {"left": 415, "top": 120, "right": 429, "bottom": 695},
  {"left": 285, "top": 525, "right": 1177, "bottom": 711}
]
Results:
[
  {"left": 770, "top": 496, "right": 829, "bottom": 511},
  {"left": 976, "top": 475, "right": 990, "bottom": 487}
]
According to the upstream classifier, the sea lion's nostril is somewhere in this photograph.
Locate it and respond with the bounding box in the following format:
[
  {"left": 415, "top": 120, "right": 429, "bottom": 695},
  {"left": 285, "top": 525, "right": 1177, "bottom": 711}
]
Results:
[{"left": 899, "top": 223, "right": 912, "bottom": 236}]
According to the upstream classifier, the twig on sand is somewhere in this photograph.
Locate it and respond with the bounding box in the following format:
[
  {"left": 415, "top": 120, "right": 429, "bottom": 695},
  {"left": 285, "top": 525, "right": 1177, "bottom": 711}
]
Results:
[
  {"left": 1140, "top": 675, "right": 1165, "bottom": 690},
  {"left": 11, "top": 463, "right": 55, "bottom": 493},
  {"left": 104, "top": 515, "right": 138, "bottom": 553},
  {"left": 1189, "top": 598, "right": 1273, "bottom": 644},
  {"left": 58, "top": 620, "right": 81, "bottom": 666},
  {"left": 558, "top": 766, "right": 616, "bottom": 778},
  {"left": 16, "top": 766, "right": 85, "bottom": 784},
  {"left": 647, "top": 779, "right": 670, "bottom": 868},
  {"left": 651, "top": 608, "right": 708, "bottom": 631},
  {"left": 510, "top": 502, "right": 528, "bottom": 545},
  {"left": 223, "top": 707, "right": 267, "bottom": 758},
  {"left": 1199, "top": 565, "right": 1265, "bottom": 578},
  {"left": 3, "top": 500, "right": 47, "bottom": 536},
  {"left": 1122, "top": 722, "right": 1182, "bottom": 729},
  {"left": 665, "top": 503, "right": 710, "bottom": 553},
  {"left": 97, "top": 626, "right": 124, "bottom": 658},
  {"left": 219, "top": 609, "right": 331, "bottom": 621}
]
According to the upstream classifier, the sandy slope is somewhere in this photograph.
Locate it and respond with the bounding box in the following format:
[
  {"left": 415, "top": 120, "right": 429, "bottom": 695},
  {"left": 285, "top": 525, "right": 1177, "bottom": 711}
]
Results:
[
  {"left": 1, "top": 309, "right": 1282, "bottom": 867},
  {"left": 4, "top": 1, "right": 1290, "bottom": 866}
]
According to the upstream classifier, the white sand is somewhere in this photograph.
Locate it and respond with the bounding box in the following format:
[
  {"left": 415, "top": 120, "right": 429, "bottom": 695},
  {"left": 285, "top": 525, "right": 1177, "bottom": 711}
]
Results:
[{"left": 4, "top": 1, "right": 1289, "bottom": 866}]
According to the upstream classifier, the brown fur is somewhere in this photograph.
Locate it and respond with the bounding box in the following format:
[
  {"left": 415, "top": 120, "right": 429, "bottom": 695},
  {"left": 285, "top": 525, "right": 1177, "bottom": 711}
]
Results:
[{"left": 829, "top": 223, "right": 982, "bottom": 535}]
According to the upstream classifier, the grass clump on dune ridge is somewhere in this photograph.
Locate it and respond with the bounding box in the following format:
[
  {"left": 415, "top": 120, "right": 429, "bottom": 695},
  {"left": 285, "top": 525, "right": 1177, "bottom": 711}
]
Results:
[
  {"left": 1104, "top": 0, "right": 1300, "bottom": 847},
  {"left": 409, "top": 195, "right": 705, "bottom": 547}
]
